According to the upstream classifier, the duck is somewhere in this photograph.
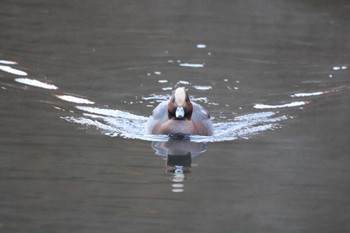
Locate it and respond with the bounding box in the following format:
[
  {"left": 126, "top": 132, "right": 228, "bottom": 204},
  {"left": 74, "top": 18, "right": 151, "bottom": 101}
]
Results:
[{"left": 146, "top": 87, "right": 213, "bottom": 136}]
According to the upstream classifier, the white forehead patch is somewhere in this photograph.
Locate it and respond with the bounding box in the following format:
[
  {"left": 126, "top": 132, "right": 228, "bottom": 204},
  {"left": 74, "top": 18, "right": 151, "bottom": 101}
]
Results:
[{"left": 174, "top": 87, "right": 187, "bottom": 106}]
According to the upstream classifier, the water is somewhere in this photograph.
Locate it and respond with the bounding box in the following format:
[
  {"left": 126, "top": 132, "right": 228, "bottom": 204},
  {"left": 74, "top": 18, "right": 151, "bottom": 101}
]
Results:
[{"left": 1, "top": 1, "right": 350, "bottom": 232}]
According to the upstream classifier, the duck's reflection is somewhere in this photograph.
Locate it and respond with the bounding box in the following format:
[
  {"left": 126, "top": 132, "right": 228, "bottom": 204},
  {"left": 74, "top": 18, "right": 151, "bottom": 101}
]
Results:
[{"left": 150, "top": 134, "right": 208, "bottom": 192}]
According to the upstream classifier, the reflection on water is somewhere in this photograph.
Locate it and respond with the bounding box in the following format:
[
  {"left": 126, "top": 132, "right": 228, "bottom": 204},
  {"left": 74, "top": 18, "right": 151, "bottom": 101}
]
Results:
[{"left": 152, "top": 136, "right": 207, "bottom": 192}]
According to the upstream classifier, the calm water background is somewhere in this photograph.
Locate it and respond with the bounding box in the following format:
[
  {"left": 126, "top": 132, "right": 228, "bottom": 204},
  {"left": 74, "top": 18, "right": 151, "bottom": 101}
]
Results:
[{"left": 1, "top": 0, "right": 350, "bottom": 232}]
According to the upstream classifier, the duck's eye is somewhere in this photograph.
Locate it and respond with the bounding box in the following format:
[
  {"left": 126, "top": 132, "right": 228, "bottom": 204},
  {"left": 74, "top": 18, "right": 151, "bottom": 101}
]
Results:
[
  {"left": 171, "top": 98, "right": 175, "bottom": 103},
  {"left": 168, "top": 109, "right": 176, "bottom": 116}
]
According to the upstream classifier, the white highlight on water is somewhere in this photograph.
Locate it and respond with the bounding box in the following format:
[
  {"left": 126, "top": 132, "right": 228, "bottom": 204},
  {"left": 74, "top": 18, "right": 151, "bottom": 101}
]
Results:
[
  {"left": 196, "top": 44, "right": 207, "bottom": 48},
  {"left": 0, "top": 60, "right": 17, "bottom": 65},
  {"left": 254, "top": 101, "right": 307, "bottom": 109},
  {"left": 0, "top": 65, "right": 28, "bottom": 76},
  {"left": 193, "top": 85, "right": 212, "bottom": 91},
  {"left": 55, "top": 95, "right": 95, "bottom": 104},
  {"left": 333, "top": 65, "right": 347, "bottom": 70},
  {"left": 291, "top": 92, "right": 324, "bottom": 97},
  {"left": 15, "top": 78, "right": 58, "bottom": 90},
  {"left": 142, "top": 94, "right": 171, "bottom": 101},
  {"left": 177, "top": 80, "right": 190, "bottom": 85},
  {"left": 179, "top": 63, "right": 204, "bottom": 68}
]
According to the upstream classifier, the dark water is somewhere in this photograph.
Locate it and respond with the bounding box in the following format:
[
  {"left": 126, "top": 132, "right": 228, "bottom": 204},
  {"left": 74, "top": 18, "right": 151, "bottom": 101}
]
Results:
[{"left": 1, "top": 0, "right": 350, "bottom": 232}]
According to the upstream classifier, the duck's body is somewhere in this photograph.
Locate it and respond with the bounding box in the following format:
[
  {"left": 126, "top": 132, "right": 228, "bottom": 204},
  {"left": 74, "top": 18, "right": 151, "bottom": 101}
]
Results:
[{"left": 146, "top": 88, "right": 213, "bottom": 136}]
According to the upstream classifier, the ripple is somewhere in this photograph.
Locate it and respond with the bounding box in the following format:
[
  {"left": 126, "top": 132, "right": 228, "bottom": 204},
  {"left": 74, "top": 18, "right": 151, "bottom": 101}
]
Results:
[
  {"left": 0, "top": 60, "right": 312, "bottom": 143},
  {"left": 1, "top": 60, "right": 290, "bottom": 143},
  {"left": 3, "top": 60, "right": 348, "bottom": 148},
  {"left": 61, "top": 104, "right": 287, "bottom": 143}
]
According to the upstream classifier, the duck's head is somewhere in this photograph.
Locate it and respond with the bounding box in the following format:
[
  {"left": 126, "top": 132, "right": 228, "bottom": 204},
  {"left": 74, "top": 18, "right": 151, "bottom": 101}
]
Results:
[{"left": 168, "top": 87, "right": 193, "bottom": 120}]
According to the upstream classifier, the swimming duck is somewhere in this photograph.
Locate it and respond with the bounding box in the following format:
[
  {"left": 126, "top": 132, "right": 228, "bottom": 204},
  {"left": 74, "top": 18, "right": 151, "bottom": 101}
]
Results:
[{"left": 146, "top": 87, "right": 213, "bottom": 136}]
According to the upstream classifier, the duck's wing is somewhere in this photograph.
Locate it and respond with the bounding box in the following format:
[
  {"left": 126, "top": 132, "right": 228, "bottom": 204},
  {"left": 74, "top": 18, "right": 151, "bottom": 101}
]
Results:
[
  {"left": 150, "top": 101, "right": 168, "bottom": 121},
  {"left": 191, "top": 102, "right": 211, "bottom": 121}
]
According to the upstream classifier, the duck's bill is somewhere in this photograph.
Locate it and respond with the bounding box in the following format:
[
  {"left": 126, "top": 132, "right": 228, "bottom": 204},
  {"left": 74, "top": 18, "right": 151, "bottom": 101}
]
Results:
[{"left": 175, "top": 107, "right": 185, "bottom": 118}]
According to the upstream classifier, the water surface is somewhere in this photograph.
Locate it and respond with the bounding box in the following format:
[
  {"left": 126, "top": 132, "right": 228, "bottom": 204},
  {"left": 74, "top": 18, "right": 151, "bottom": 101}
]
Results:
[{"left": 1, "top": 1, "right": 350, "bottom": 233}]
